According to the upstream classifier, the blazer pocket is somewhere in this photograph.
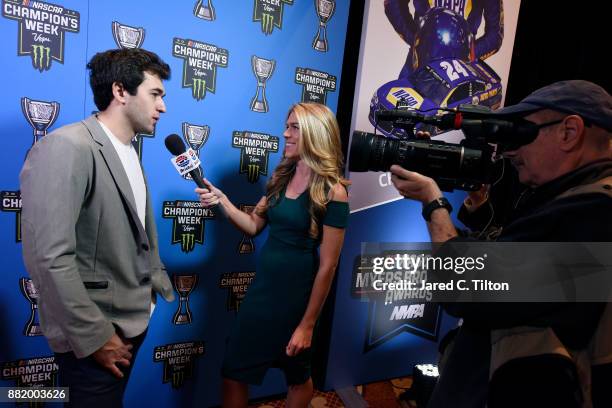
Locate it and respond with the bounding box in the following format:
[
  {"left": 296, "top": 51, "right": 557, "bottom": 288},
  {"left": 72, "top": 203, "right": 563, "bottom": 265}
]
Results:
[
  {"left": 84, "top": 280, "right": 112, "bottom": 313},
  {"left": 83, "top": 281, "right": 109, "bottom": 289}
]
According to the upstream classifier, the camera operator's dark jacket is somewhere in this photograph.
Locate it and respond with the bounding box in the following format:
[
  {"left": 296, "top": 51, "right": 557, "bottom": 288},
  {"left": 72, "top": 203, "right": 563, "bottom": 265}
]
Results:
[{"left": 429, "top": 159, "right": 612, "bottom": 408}]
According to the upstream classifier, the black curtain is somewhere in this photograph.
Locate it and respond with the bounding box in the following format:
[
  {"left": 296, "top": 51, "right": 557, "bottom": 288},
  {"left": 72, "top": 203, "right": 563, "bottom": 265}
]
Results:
[{"left": 505, "top": 0, "right": 610, "bottom": 104}]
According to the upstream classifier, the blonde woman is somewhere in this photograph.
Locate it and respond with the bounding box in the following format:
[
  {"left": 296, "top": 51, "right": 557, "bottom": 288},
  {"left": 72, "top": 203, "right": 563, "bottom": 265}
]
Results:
[{"left": 197, "top": 103, "right": 349, "bottom": 408}]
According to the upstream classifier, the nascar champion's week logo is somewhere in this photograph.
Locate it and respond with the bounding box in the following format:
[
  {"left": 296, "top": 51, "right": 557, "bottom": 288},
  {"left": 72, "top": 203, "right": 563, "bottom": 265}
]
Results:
[
  {"left": 253, "top": 0, "right": 293, "bottom": 35},
  {"left": 153, "top": 341, "right": 205, "bottom": 389},
  {"left": 2, "top": 0, "right": 80, "bottom": 72},
  {"left": 1, "top": 356, "right": 59, "bottom": 396},
  {"left": 2, "top": 97, "right": 59, "bottom": 243},
  {"left": 295, "top": 67, "right": 336, "bottom": 104},
  {"left": 219, "top": 272, "right": 256, "bottom": 312},
  {"left": 163, "top": 200, "right": 215, "bottom": 253},
  {"left": 173, "top": 37, "right": 228, "bottom": 101},
  {"left": 231, "top": 131, "right": 279, "bottom": 184},
  {"left": 351, "top": 251, "right": 441, "bottom": 352}
]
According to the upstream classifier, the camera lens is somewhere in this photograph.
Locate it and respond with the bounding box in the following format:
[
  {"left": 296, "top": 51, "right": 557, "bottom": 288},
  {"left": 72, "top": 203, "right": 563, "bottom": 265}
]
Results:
[
  {"left": 348, "top": 130, "right": 493, "bottom": 191},
  {"left": 349, "top": 131, "right": 399, "bottom": 172}
]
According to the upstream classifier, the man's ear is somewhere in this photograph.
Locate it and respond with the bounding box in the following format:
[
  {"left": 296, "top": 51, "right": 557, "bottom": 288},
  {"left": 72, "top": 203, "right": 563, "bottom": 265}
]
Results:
[
  {"left": 559, "top": 115, "right": 585, "bottom": 152},
  {"left": 111, "top": 82, "right": 127, "bottom": 104}
]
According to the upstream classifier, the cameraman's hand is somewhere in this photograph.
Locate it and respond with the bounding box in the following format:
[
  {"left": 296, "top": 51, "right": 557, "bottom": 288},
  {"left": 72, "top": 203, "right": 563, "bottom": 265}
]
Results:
[
  {"left": 390, "top": 165, "right": 442, "bottom": 204},
  {"left": 391, "top": 165, "right": 458, "bottom": 241}
]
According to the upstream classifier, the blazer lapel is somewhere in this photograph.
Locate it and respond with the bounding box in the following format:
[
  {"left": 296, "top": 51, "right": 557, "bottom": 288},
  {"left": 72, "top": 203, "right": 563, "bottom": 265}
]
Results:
[{"left": 82, "top": 116, "right": 149, "bottom": 248}]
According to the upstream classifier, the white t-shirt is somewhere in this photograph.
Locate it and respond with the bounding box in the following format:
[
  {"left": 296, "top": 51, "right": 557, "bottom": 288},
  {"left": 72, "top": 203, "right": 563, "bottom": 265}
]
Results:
[{"left": 98, "top": 121, "right": 147, "bottom": 230}]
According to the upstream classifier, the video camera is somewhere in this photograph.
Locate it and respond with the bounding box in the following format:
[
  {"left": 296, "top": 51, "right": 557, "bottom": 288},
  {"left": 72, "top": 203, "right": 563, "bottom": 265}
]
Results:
[{"left": 349, "top": 104, "right": 542, "bottom": 191}]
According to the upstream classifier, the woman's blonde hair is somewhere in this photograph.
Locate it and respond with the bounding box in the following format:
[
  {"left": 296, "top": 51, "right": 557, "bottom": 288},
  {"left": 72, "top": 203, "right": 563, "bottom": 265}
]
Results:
[{"left": 260, "top": 102, "right": 349, "bottom": 238}]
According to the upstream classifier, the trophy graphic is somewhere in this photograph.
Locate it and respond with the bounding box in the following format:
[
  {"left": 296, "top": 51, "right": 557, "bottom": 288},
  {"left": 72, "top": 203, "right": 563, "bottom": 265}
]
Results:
[
  {"left": 194, "top": 0, "right": 216, "bottom": 21},
  {"left": 250, "top": 56, "right": 275, "bottom": 113},
  {"left": 181, "top": 123, "right": 210, "bottom": 181},
  {"left": 112, "top": 21, "right": 145, "bottom": 49},
  {"left": 21, "top": 97, "right": 59, "bottom": 144},
  {"left": 172, "top": 274, "right": 198, "bottom": 324},
  {"left": 312, "top": 0, "right": 335, "bottom": 52},
  {"left": 19, "top": 278, "right": 42, "bottom": 336},
  {"left": 238, "top": 205, "right": 256, "bottom": 254}
]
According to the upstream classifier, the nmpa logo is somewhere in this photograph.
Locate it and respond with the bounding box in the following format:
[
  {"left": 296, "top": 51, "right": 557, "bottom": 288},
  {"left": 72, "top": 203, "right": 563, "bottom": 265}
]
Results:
[
  {"left": 172, "top": 37, "right": 228, "bottom": 101},
  {"left": 253, "top": 0, "right": 293, "bottom": 35},
  {"left": 295, "top": 67, "right": 336, "bottom": 104},
  {"left": 162, "top": 200, "right": 214, "bottom": 253},
  {"left": 153, "top": 341, "right": 205, "bottom": 389},
  {"left": 2, "top": 0, "right": 80, "bottom": 72},
  {"left": 351, "top": 252, "right": 440, "bottom": 352},
  {"left": 1, "top": 355, "right": 59, "bottom": 388},
  {"left": 219, "top": 272, "right": 255, "bottom": 312},
  {"left": 231, "top": 130, "right": 279, "bottom": 183}
]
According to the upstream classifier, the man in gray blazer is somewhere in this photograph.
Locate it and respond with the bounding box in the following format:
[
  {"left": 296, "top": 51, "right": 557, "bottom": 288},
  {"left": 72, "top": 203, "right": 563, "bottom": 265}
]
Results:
[{"left": 20, "top": 48, "right": 175, "bottom": 406}]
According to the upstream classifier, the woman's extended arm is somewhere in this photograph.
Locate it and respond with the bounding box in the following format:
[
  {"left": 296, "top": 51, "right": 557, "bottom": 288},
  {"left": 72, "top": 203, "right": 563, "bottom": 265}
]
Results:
[{"left": 196, "top": 178, "right": 268, "bottom": 236}]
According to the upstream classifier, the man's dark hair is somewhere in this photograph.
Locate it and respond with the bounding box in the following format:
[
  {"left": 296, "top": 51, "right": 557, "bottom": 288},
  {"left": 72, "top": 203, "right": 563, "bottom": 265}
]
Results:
[{"left": 87, "top": 48, "right": 171, "bottom": 111}]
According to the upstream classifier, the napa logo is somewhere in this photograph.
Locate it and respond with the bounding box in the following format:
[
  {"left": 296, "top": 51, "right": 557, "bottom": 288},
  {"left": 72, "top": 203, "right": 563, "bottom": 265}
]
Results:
[{"left": 385, "top": 87, "right": 424, "bottom": 109}]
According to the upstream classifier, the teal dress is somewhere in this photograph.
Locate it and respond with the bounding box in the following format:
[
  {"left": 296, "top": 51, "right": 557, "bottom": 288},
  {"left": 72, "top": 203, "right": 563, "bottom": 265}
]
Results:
[{"left": 221, "top": 188, "right": 349, "bottom": 385}]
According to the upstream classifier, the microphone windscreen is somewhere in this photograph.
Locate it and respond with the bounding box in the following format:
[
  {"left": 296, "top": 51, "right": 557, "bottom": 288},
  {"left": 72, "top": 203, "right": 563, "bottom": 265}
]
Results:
[{"left": 164, "top": 134, "right": 186, "bottom": 155}]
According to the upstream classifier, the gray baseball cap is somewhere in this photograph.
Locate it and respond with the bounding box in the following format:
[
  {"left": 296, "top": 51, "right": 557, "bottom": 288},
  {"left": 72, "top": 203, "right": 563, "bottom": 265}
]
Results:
[{"left": 494, "top": 80, "right": 612, "bottom": 131}]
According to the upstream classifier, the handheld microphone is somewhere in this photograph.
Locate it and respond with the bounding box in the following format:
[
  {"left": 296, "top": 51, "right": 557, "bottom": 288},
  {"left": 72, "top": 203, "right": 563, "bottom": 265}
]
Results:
[{"left": 164, "top": 134, "right": 206, "bottom": 189}]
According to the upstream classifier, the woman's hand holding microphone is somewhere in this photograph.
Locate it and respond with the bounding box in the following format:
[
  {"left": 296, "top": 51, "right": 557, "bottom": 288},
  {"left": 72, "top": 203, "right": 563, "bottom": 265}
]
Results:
[{"left": 196, "top": 178, "right": 225, "bottom": 209}]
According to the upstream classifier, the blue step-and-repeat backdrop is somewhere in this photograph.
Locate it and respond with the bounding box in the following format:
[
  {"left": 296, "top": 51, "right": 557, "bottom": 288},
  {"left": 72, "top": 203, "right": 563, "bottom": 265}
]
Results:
[{"left": 0, "top": 0, "right": 351, "bottom": 406}]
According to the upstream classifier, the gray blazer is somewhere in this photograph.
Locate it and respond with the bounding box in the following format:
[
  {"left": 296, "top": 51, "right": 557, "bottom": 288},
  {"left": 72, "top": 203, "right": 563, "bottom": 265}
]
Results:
[{"left": 20, "top": 115, "right": 174, "bottom": 358}]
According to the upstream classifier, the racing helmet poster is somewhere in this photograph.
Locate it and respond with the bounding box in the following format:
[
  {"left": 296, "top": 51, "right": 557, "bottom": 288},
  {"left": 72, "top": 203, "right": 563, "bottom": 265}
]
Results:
[{"left": 348, "top": 0, "right": 521, "bottom": 212}]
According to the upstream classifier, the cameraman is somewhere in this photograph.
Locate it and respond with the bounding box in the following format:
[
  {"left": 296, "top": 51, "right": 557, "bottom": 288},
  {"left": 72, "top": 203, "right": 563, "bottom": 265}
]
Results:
[{"left": 390, "top": 80, "right": 612, "bottom": 407}]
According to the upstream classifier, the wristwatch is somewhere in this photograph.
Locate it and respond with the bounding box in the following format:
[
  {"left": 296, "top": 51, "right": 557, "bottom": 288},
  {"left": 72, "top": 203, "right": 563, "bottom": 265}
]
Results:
[{"left": 422, "top": 197, "right": 452, "bottom": 221}]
